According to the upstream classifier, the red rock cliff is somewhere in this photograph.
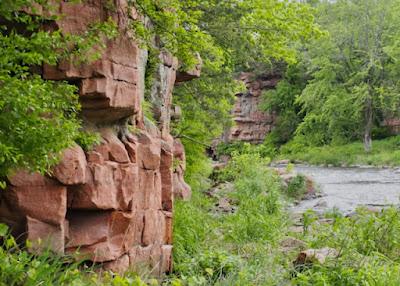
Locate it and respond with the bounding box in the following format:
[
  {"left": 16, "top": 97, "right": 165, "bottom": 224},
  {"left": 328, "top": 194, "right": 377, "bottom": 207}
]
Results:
[
  {"left": 0, "top": 0, "right": 196, "bottom": 275},
  {"left": 229, "top": 72, "right": 280, "bottom": 143}
]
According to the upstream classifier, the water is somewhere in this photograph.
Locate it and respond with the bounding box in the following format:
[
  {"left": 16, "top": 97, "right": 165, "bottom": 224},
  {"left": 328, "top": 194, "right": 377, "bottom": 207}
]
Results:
[{"left": 289, "top": 165, "right": 400, "bottom": 215}]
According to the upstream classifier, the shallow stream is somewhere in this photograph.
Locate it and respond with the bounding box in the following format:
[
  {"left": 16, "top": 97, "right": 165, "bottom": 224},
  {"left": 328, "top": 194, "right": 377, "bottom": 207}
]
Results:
[{"left": 289, "top": 165, "right": 400, "bottom": 215}]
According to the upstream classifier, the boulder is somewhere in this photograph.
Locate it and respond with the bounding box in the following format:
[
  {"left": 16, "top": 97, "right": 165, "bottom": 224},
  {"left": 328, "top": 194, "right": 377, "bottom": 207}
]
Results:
[
  {"left": 5, "top": 172, "right": 67, "bottom": 225},
  {"left": 53, "top": 145, "right": 87, "bottom": 185},
  {"left": 160, "top": 146, "right": 174, "bottom": 211},
  {"left": 102, "top": 131, "right": 130, "bottom": 163},
  {"left": 137, "top": 133, "right": 161, "bottom": 170},
  {"left": 68, "top": 162, "right": 138, "bottom": 210},
  {"left": 67, "top": 211, "right": 141, "bottom": 262},
  {"left": 103, "top": 254, "right": 130, "bottom": 274},
  {"left": 294, "top": 247, "right": 339, "bottom": 266},
  {"left": 142, "top": 210, "right": 166, "bottom": 246},
  {"left": 26, "top": 216, "right": 67, "bottom": 254}
]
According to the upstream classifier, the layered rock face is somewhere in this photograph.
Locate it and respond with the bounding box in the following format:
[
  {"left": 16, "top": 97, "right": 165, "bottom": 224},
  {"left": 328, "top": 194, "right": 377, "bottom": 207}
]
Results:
[
  {"left": 383, "top": 118, "right": 400, "bottom": 135},
  {"left": 229, "top": 72, "right": 280, "bottom": 143},
  {"left": 0, "top": 0, "right": 194, "bottom": 275}
]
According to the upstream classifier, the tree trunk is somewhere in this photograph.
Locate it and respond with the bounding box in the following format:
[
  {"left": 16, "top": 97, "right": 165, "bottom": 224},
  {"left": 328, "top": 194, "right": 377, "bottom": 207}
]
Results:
[{"left": 364, "top": 96, "right": 373, "bottom": 153}]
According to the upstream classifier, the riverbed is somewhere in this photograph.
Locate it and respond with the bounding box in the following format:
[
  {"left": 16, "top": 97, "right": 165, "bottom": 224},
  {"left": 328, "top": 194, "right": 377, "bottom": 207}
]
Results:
[{"left": 288, "top": 165, "right": 400, "bottom": 215}]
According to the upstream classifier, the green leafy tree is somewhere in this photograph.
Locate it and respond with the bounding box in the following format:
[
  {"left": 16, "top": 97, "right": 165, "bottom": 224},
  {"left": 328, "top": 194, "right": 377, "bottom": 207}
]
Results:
[
  {"left": 261, "top": 63, "right": 309, "bottom": 151},
  {"left": 0, "top": 0, "right": 116, "bottom": 183},
  {"left": 294, "top": 0, "right": 400, "bottom": 151},
  {"left": 172, "top": 0, "right": 321, "bottom": 186}
]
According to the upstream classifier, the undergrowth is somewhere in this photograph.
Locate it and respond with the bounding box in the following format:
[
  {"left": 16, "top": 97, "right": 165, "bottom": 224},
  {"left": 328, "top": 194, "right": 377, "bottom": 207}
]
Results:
[
  {"left": 172, "top": 151, "right": 400, "bottom": 285},
  {"left": 2, "top": 151, "right": 400, "bottom": 285},
  {"left": 278, "top": 135, "right": 400, "bottom": 167},
  {"left": 0, "top": 224, "right": 150, "bottom": 286},
  {"left": 173, "top": 152, "right": 290, "bottom": 285},
  {"left": 294, "top": 207, "right": 400, "bottom": 285}
]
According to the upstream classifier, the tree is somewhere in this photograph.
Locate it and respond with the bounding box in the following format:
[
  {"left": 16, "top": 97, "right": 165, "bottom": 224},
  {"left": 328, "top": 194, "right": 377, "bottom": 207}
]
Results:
[
  {"left": 294, "top": 0, "right": 400, "bottom": 151},
  {"left": 0, "top": 1, "right": 116, "bottom": 184},
  {"left": 172, "top": 0, "right": 321, "bottom": 186}
]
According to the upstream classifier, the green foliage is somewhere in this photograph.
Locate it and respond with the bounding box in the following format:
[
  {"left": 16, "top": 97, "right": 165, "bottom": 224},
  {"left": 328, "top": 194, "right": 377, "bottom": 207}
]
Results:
[
  {"left": 74, "top": 131, "right": 101, "bottom": 152},
  {"left": 173, "top": 74, "right": 240, "bottom": 190},
  {"left": 173, "top": 151, "right": 289, "bottom": 285},
  {"left": 261, "top": 63, "right": 308, "bottom": 151},
  {"left": 286, "top": 174, "right": 307, "bottom": 200},
  {"left": 0, "top": 1, "right": 117, "bottom": 180},
  {"left": 174, "top": 148, "right": 400, "bottom": 285},
  {"left": 294, "top": 208, "right": 400, "bottom": 285},
  {"left": 131, "top": 0, "right": 223, "bottom": 71},
  {"left": 216, "top": 141, "right": 252, "bottom": 158},
  {"left": 169, "top": 0, "right": 321, "bottom": 189},
  {"left": 262, "top": 0, "right": 400, "bottom": 155},
  {"left": 280, "top": 135, "right": 400, "bottom": 167},
  {"left": 302, "top": 209, "right": 318, "bottom": 235},
  {"left": 0, "top": 224, "right": 149, "bottom": 286},
  {"left": 271, "top": 0, "right": 400, "bottom": 151}
]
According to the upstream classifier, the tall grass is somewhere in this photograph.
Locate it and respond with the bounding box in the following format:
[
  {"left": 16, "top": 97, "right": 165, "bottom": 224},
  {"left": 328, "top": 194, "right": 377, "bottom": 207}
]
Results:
[
  {"left": 173, "top": 150, "right": 400, "bottom": 285},
  {"left": 280, "top": 135, "right": 400, "bottom": 167},
  {"left": 173, "top": 152, "right": 291, "bottom": 285},
  {"left": 293, "top": 207, "right": 400, "bottom": 285},
  {"left": 0, "top": 224, "right": 148, "bottom": 286}
]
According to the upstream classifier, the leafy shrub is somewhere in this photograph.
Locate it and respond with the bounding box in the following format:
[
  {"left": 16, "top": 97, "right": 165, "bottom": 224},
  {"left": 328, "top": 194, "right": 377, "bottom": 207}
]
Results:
[
  {"left": 294, "top": 208, "right": 400, "bottom": 285},
  {"left": 173, "top": 151, "right": 289, "bottom": 284},
  {"left": 280, "top": 135, "right": 400, "bottom": 167},
  {"left": 0, "top": 224, "right": 148, "bottom": 286},
  {"left": 215, "top": 141, "right": 247, "bottom": 157},
  {"left": 286, "top": 174, "right": 307, "bottom": 199}
]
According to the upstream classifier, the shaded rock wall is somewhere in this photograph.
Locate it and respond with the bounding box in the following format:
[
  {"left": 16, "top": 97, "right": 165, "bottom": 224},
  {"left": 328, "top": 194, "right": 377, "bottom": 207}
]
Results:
[
  {"left": 229, "top": 72, "right": 280, "bottom": 144},
  {"left": 0, "top": 0, "right": 194, "bottom": 275},
  {"left": 383, "top": 118, "right": 400, "bottom": 135}
]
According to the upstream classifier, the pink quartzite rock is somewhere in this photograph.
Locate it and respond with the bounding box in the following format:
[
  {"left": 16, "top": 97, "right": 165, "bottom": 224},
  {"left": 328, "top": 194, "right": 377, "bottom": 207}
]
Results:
[
  {"left": 163, "top": 211, "right": 173, "bottom": 245},
  {"left": 228, "top": 72, "right": 280, "bottom": 144},
  {"left": 138, "top": 169, "right": 162, "bottom": 210},
  {"left": 161, "top": 245, "right": 173, "bottom": 273},
  {"left": 6, "top": 171, "right": 66, "bottom": 225},
  {"left": 53, "top": 145, "right": 87, "bottom": 185},
  {"left": 129, "top": 245, "right": 152, "bottom": 269},
  {"left": 124, "top": 139, "right": 138, "bottom": 164},
  {"left": 102, "top": 130, "right": 130, "bottom": 163},
  {"left": 172, "top": 139, "right": 191, "bottom": 200},
  {"left": 142, "top": 210, "right": 166, "bottom": 246},
  {"left": 2, "top": 171, "right": 67, "bottom": 253},
  {"left": 103, "top": 254, "right": 130, "bottom": 274},
  {"left": 27, "top": 216, "right": 66, "bottom": 254},
  {"left": 67, "top": 211, "right": 142, "bottom": 262},
  {"left": 68, "top": 162, "right": 138, "bottom": 210},
  {"left": 137, "top": 132, "right": 161, "bottom": 170},
  {"left": 0, "top": 0, "right": 197, "bottom": 276},
  {"left": 160, "top": 146, "right": 174, "bottom": 211}
]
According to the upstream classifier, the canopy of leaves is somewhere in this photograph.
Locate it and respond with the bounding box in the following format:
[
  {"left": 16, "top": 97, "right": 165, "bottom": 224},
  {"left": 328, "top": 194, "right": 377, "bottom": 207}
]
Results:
[
  {"left": 263, "top": 0, "right": 400, "bottom": 150},
  {"left": 0, "top": 0, "right": 116, "bottom": 182},
  {"left": 168, "top": 0, "right": 321, "bottom": 186}
]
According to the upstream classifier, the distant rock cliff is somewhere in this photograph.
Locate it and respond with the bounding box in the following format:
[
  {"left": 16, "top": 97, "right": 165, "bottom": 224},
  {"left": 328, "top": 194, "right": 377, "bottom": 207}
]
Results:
[
  {"left": 0, "top": 0, "right": 198, "bottom": 275},
  {"left": 228, "top": 72, "right": 280, "bottom": 143}
]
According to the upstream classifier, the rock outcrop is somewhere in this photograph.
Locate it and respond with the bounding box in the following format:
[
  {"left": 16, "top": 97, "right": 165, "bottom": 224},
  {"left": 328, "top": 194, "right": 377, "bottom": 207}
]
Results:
[
  {"left": 383, "top": 118, "right": 400, "bottom": 135},
  {"left": 0, "top": 0, "right": 196, "bottom": 275},
  {"left": 228, "top": 72, "right": 280, "bottom": 143}
]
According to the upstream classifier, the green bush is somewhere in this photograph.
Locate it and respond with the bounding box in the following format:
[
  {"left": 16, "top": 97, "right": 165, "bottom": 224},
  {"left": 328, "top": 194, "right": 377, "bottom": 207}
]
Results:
[
  {"left": 0, "top": 224, "right": 148, "bottom": 286},
  {"left": 280, "top": 135, "right": 400, "bottom": 167},
  {"left": 286, "top": 174, "right": 307, "bottom": 199},
  {"left": 173, "top": 151, "right": 290, "bottom": 285},
  {"left": 294, "top": 208, "right": 400, "bottom": 285}
]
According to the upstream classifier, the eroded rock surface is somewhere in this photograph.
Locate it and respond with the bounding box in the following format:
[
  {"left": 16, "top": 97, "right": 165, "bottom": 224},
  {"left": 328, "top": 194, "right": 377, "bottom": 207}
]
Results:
[
  {"left": 229, "top": 72, "right": 280, "bottom": 143},
  {"left": 0, "top": 0, "right": 194, "bottom": 276}
]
